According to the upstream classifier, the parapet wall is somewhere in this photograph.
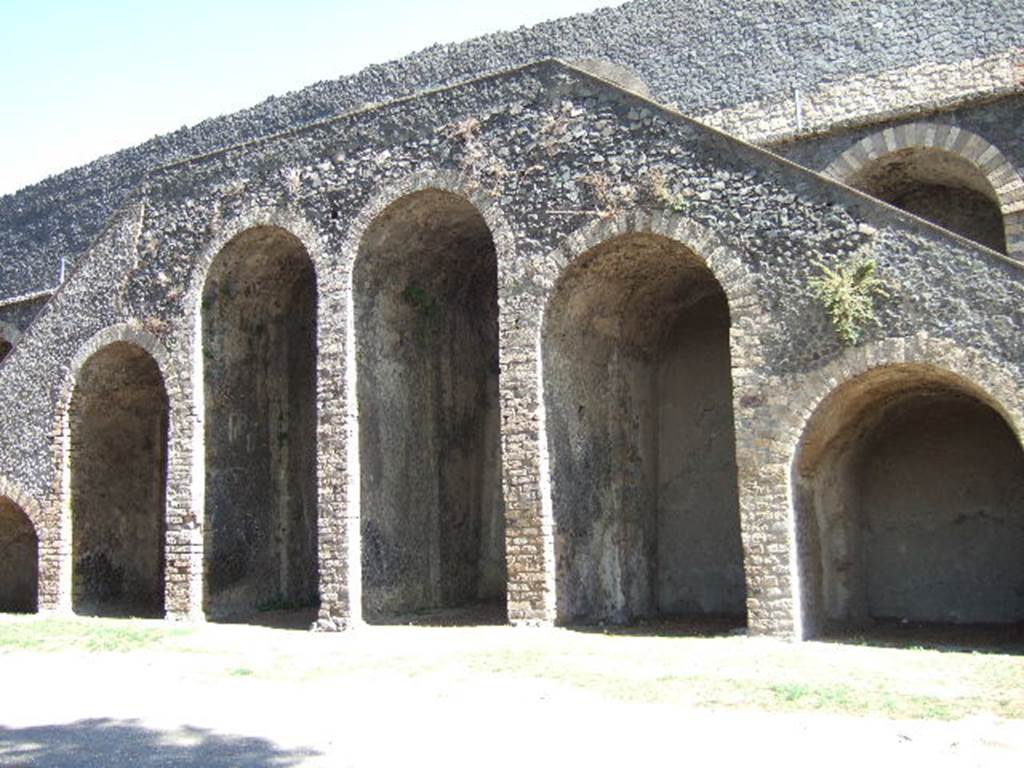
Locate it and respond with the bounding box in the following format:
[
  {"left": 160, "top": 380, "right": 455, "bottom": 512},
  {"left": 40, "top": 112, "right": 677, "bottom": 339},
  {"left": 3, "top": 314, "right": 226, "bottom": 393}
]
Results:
[{"left": 1, "top": 0, "right": 1021, "bottom": 310}]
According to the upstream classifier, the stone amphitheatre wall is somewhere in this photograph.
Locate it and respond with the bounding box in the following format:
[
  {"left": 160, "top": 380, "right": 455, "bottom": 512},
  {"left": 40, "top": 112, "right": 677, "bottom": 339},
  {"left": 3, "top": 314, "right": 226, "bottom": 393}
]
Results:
[
  {"left": 2, "top": 1, "right": 1024, "bottom": 639},
  {"left": 1, "top": 61, "right": 1023, "bottom": 637},
  {"left": 1, "top": 0, "right": 1021, "bottom": 322}
]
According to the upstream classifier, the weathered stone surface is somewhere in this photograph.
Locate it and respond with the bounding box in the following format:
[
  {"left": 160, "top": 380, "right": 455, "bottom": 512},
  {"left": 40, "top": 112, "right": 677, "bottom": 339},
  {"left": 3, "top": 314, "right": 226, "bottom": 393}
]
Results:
[
  {"left": 543, "top": 233, "right": 744, "bottom": 623},
  {"left": 355, "top": 190, "right": 504, "bottom": 621}
]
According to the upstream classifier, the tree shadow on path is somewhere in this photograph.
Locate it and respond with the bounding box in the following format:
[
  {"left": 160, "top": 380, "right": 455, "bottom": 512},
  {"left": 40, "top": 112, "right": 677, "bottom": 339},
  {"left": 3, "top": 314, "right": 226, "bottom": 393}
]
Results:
[{"left": 0, "top": 718, "right": 320, "bottom": 767}]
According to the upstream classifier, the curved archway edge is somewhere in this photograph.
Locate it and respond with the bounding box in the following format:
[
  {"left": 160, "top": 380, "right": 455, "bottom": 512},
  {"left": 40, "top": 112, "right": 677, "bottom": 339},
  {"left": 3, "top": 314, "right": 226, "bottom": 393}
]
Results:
[
  {"left": 0, "top": 476, "right": 45, "bottom": 540},
  {"left": 782, "top": 335, "right": 1024, "bottom": 639},
  {"left": 55, "top": 323, "right": 181, "bottom": 617},
  {"left": 824, "top": 122, "right": 1024, "bottom": 259},
  {"left": 506, "top": 208, "right": 770, "bottom": 626}
]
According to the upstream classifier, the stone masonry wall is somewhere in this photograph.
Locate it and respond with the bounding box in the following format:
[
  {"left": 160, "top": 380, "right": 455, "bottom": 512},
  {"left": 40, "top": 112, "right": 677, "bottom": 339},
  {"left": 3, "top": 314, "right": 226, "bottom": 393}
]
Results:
[{"left": 1, "top": 62, "right": 1022, "bottom": 636}]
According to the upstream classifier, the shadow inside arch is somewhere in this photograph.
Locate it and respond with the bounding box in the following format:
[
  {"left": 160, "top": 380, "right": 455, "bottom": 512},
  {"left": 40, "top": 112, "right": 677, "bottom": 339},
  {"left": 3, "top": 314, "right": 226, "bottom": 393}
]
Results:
[
  {"left": 359, "top": 601, "right": 507, "bottom": 627},
  {"left": 792, "top": 356, "right": 1024, "bottom": 650},
  {"left": 214, "top": 606, "right": 319, "bottom": 631},
  {"left": 0, "top": 718, "right": 320, "bottom": 767},
  {"left": 564, "top": 614, "right": 746, "bottom": 639},
  {"left": 816, "top": 620, "right": 1024, "bottom": 657}
]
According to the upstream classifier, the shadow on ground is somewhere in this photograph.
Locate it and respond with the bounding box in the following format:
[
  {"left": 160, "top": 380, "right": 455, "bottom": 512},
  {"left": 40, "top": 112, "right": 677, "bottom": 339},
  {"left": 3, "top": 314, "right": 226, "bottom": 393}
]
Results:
[
  {"left": 0, "top": 719, "right": 319, "bottom": 767},
  {"left": 821, "top": 619, "right": 1024, "bottom": 655},
  {"left": 363, "top": 601, "right": 507, "bottom": 627},
  {"left": 212, "top": 607, "right": 320, "bottom": 631},
  {"left": 566, "top": 614, "right": 747, "bottom": 638}
]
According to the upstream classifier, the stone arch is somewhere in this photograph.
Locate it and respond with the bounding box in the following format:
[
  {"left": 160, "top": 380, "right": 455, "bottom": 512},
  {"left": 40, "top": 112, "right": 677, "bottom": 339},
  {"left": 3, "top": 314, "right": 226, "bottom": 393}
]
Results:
[
  {"left": 538, "top": 211, "right": 764, "bottom": 627},
  {"left": 60, "top": 324, "right": 184, "bottom": 488},
  {"left": 198, "top": 220, "right": 319, "bottom": 623},
  {"left": 67, "top": 337, "right": 170, "bottom": 617},
  {"left": 62, "top": 324, "right": 182, "bottom": 412},
  {"left": 340, "top": 168, "right": 517, "bottom": 280},
  {"left": 189, "top": 207, "right": 330, "bottom": 298},
  {"left": 57, "top": 324, "right": 183, "bottom": 617},
  {"left": 0, "top": 478, "right": 41, "bottom": 614},
  {"left": 189, "top": 208, "right": 331, "bottom": 626},
  {"left": 789, "top": 336, "right": 1024, "bottom": 639},
  {"left": 533, "top": 211, "right": 766, "bottom": 326},
  {"left": 350, "top": 173, "right": 506, "bottom": 624},
  {"left": 824, "top": 123, "right": 1024, "bottom": 257},
  {"left": 0, "top": 476, "right": 46, "bottom": 535}
]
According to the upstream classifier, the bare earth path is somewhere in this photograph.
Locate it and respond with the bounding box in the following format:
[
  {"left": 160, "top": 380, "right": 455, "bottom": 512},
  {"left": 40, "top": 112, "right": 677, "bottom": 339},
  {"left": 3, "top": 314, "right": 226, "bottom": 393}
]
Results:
[{"left": 0, "top": 617, "right": 1022, "bottom": 767}]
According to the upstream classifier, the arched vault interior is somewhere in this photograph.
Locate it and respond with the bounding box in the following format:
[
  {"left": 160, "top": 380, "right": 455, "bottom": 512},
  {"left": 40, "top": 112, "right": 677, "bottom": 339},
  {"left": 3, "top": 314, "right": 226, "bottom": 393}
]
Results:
[
  {"left": 71, "top": 341, "right": 168, "bottom": 617},
  {"left": 355, "top": 189, "right": 505, "bottom": 623},
  {"left": 202, "top": 226, "right": 319, "bottom": 622},
  {"left": 794, "top": 366, "right": 1024, "bottom": 638},
  {"left": 0, "top": 497, "right": 37, "bottom": 614},
  {"left": 543, "top": 233, "right": 746, "bottom": 626},
  {"left": 846, "top": 147, "right": 1007, "bottom": 253}
]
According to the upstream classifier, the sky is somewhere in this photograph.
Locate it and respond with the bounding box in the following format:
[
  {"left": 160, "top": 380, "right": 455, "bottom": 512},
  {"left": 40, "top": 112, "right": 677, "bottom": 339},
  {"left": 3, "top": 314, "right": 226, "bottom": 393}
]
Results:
[{"left": 0, "top": 0, "right": 619, "bottom": 196}]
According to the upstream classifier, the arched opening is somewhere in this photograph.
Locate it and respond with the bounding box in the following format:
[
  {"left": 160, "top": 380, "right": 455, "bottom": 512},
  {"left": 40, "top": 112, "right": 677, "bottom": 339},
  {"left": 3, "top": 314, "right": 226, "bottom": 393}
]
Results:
[
  {"left": 793, "top": 366, "right": 1024, "bottom": 641},
  {"left": 846, "top": 147, "right": 1007, "bottom": 253},
  {"left": 543, "top": 233, "right": 746, "bottom": 629},
  {"left": 0, "top": 497, "right": 38, "bottom": 613},
  {"left": 202, "top": 227, "right": 318, "bottom": 626},
  {"left": 355, "top": 189, "right": 504, "bottom": 624},
  {"left": 71, "top": 342, "right": 167, "bottom": 617}
]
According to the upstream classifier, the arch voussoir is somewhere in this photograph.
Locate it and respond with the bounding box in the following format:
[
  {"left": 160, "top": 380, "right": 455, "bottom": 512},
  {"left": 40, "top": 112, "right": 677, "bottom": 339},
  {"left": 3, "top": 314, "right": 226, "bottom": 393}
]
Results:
[
  {"left": 825, "top": 122, "right": 1024, "bottom": 257},
  {"left": 784, "top": 336, "right": 1024, "bottom": 639}
]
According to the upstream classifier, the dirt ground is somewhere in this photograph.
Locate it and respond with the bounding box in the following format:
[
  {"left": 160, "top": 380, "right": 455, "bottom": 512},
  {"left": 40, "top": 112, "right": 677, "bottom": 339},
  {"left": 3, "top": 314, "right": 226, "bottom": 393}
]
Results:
[{"left": 0, "top": 617, "right": 1022, "bottom": 767}]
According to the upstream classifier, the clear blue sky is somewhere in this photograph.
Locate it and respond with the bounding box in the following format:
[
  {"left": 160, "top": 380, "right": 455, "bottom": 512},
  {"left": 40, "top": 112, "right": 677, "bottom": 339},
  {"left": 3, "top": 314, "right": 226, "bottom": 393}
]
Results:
[{"left": 0, "top": 0, "right": 617, "bottom": 196}]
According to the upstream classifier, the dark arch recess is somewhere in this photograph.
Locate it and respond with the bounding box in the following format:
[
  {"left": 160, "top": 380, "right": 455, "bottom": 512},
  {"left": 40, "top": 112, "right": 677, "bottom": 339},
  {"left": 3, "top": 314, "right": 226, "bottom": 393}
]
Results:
[
  {"left": 846, "top": 147, "right": 1007, "bottom": 253},
  {"left": 71, "top": 341, "right": 168, "bottom": 617},
  {"left": 202, "top": 226, "right": 319, "bottom": 626},
  {"left": 543, "top": 232, "right": 747, "bottom": 629},
  {"left": 794, "top": 365, "right": 1024, "bottom": 640},
  {"left": 0, "top": 497, "right": 38, "bottom": 613},
  {"left": 355, "top": 189, "right": 505, "bottom": 625}
]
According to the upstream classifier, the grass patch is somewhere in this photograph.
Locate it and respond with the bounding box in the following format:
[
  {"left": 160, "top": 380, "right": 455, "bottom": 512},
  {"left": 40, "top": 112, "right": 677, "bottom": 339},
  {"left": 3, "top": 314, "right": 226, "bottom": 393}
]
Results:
[
  {"left": 0, "top": 616, "right": 191, "bottom": 653},
  {"left": 2, "top": 617, "right": 1022, "bottom": 721},
  {"left": 456, "top": 633, "right": 1024, "bottom": 720}
]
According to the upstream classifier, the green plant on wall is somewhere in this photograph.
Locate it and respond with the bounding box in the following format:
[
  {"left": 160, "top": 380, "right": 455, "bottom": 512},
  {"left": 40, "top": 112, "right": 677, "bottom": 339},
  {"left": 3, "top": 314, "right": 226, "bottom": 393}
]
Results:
[
  {"left": 648, "top": 169, "right": 690, "bottom": 212},
  {"left": 809, "top": 255, "right": 888, "bottom": 346}
]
